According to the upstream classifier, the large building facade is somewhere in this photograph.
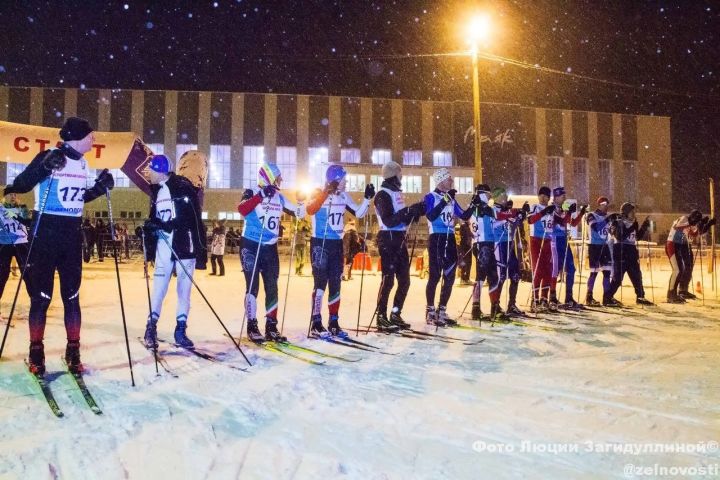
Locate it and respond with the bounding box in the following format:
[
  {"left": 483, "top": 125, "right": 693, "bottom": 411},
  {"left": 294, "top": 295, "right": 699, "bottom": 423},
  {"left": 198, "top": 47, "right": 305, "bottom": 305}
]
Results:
[{"left": 0, "top": 86, "right": 671, "bottom": 225}]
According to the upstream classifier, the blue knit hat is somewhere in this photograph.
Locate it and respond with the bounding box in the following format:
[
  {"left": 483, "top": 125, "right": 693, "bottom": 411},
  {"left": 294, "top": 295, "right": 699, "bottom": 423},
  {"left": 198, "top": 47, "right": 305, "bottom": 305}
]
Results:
[
  {"left": 553, "top": 186, "right": 566, "bottom": 197},
  {"left": 149, "top": 155, "right": 171, "bottom": 174}
]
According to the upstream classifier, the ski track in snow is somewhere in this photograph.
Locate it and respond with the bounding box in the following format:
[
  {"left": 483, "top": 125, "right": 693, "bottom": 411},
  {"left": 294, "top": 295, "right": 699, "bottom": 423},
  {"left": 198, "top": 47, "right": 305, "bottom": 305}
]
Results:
[{"left": 0, "top": 258, "right": 718, "bottom": 479}]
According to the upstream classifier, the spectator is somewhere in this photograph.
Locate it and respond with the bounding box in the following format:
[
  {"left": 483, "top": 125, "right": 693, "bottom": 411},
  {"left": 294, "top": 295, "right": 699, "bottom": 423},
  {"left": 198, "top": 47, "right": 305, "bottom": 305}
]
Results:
[
  {"left": 210, "top": 220, "right": 226, "bottom": 276},
  {"left": 82, "top": 217, "right": 96, "bottom": 263},
  {"left": 294, "top": 218, "right": 310, "bottom": 275},
  {"left": 342, "top": 219, "right": 363, "bottom": 280},
  {"left": 95, "top": 219, "right": 106, "bottom": 262}
]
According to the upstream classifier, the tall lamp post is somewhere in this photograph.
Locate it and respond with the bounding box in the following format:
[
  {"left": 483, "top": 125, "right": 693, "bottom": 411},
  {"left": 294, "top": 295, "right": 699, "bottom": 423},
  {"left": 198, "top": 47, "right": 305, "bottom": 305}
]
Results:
[{"left": 466, "top": 15, "right": 492, "bottom": 183}]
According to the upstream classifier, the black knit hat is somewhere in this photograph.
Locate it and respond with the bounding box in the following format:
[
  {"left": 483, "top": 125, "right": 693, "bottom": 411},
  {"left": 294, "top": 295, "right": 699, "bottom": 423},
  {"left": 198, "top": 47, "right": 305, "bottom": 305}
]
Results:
[
  {"left": 59, "top": 117, "right": 94, "bottom": 141},
  {"left": 538, "top": 186, "right": 551, "bottom": 197}
]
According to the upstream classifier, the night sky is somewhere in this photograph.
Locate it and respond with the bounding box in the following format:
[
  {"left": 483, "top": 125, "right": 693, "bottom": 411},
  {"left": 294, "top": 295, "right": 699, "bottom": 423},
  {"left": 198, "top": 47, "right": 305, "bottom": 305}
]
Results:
[{"left": 1, "top": 0, "right": 718, "bottom": 211}]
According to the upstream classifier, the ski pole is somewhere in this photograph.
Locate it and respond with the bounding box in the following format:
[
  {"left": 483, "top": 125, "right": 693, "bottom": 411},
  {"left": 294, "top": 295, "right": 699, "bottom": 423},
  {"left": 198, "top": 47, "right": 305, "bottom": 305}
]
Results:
[
  {"left": 576, "top": 219, "right": 587, "bottom": 303},
  {"left": 280, "top": 214, "right": 300, "bottom": 335},
  {"left": 356, "top": 212, "right": 370, "bottom": 337},
  {"left": 239, "top": 200, "right": 269, "bottom": 340},
  {"left": 106, "top": 190, "right": 136, "bottom": 387},
  {"left": 139, "top": 227, "right": 159, "bottom": 375},
  {"left": 0, "top": 173, "right": 55, "bottom": 360},
  {"left": 698, "top": 234, "right": 706, "bottom": 305},
  {"left": 645, "top": 230, "right": 655, "bottom": 304},
  {"left": 157, "top": 233, "right": 252, "bottom": 366}
]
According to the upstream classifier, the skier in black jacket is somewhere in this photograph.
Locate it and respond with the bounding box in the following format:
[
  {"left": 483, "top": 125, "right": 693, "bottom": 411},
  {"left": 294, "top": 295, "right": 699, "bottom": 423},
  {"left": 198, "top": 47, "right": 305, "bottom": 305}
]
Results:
[
  {"left": 4, "top": 117, "right": 114, "bottom": 374},
  {"left": 373, "top": 160, "right": 425, "bottom": 331},
  {"left": 140, "top": 155, "right": 208, "bottom": 349}
]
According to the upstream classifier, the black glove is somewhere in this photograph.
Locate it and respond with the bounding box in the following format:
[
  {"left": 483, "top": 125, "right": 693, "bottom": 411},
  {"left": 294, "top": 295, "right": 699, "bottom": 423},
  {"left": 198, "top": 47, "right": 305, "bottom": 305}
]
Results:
[
  {"left": 324, "top": 180, "right": 339, "bottom": 194},
  {"left": 410, "top": 202, "right": 425, "bottom": 220},
  {"left": 447, "top": 189, "right": 457, "bottom": 200},
  {"left": 94, "top": 169, "right": 115, "bottom": 193},
  {"left": 522, "top": 201, "right": 531, "bottom": 214},
  {"left": 144, "top": 217, "right": 172, "bottom": 234},
  {"left": 364, "top": 183, "right": 376, "bottom": 199},
  {"left": 43, "top": 149, "right": 66, "bottom": 171},
  {"left": 568, "top": 203, "right": 577, "bottom": 214},
  {"left": 579, "top": 205, "right": 588, "bottom": 215},
  {"left": 542, "top": 204, "right": 555, "bottom": 216},
  {"left": 708, "top": 218, "right": 717, "bottom": 228},
  {"left": 607, "top": 213, "right": 620, "bottom": 223},
  {"left": 471, "top": 194, "right": 484, "bottom": 207},
  {"left": 261, "top": 185, "right": 277, "bottom": 198}
]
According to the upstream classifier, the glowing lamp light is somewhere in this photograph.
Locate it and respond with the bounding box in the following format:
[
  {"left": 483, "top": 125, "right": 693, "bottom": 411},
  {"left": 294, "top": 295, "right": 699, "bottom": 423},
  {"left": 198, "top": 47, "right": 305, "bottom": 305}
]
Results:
[{"left": 466, "top": 14, "right": 492, "bottom": 49}]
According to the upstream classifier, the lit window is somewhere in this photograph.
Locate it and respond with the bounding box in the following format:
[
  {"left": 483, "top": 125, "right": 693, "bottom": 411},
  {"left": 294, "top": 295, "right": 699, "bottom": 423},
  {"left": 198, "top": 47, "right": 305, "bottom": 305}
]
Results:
[
  {"left": 598, "top": 159, "right": 612, "bottom": 197},
  {"left": 345, "top": 174, "right": 366, "bottom": 192},
  {"left": 201, "top": 211, "right": 209, "bottom": 220},
  {"left": 340, "top": 148, "right": 360, "bottom": 164},
  {"left": 145, "top": 143, "right": 165, "bottom": 155},
  {"left": 242, "top": 146, "right": 264, "bottom": 189},
  {"left": 308, "top": 147, "right": 329, "bottom": 187},
  {"left": 208, "top": 145, "right": 231, "bottom": 189},
  {"left": 547, "top": 156, "right": 563, "bottom": 188},
  {"left": 371, "top": 149, "right": 392, "bottom": 165},
  {"left": 109, "top": 169, "right": 130, "bottom": 188},
  {"left": 455, "top": 176, "right": 474, "bottom": 194},
  {"left": 401, "top": 175, "right": 422, "bottom": 193},
  {"left": 432, "top": 151, "right": 452, "bottom": 167},
  {"left": 520, "top": 154, "right": 537, "bottom": 194},
  {"left": 403, "top": 150, "right": 422, "bottom": 166},
  {"left": 370, "top": 175, "right": 384, "bottom": 189},
  {"left": 6, "top": 163, "right": 26, "bottom": 184},
  {"left": 176, "top": 144, "right": 198, "bottom": 161},
  {"left": 218, "top": 212, "right": 227, "bottom": 220},
  {"left": 276, "top": 147, "right": 297, "bottom": 188}
]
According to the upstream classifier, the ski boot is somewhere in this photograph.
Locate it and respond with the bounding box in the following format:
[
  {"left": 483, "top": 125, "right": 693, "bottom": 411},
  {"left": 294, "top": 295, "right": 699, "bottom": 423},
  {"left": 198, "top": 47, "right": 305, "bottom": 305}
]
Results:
[
  {"left": 174, "top": 322, "right": 194, "bottom": 348},
  {"left": 585, "top": 295, "right": 601, "bottom": 307},
  {"left": 65, "top": 341, "right": 84, "bottom": 374},
  {"left": 265, "top": 318, "right": 287, "bottom": 342},
  {"left": 246, "top": 318, "right": 265, "bottom": 344},
  {"left": 506, "top": 303, "right": 525, "bottom": 317},
  {"left": 425, "top": 306, "right": 436, "bottom": 325},
  {"left": 471, "top": 302, "right": 482, "bottom": 321},
  {"left": 547, "top": 298, "right": 559, "bottom": 313},
  {"left": 562, "top": 299, "right": 583, "bottom": 311},
  {"left": 436, "top": 306, "right": 453, "bottom": 327},
  {"left": 143, "top": 321, "right": 158, "bottom": 349},
  {"left": 376, "top": 311, "right": 400, "bottom": 333},
  {"left": 530, "top": 298, "right": 542, "bottom": 314},
  {"left": 636, "top": 297, "right": 654, "bottom": 306},
  {"left": 602, "top": 296, "right": 623, "bottom": 308},
  {"left": 328, "top": 315, "right": 349, "bottom": 339},
  {"left": 666, "top": 291, "right": 686, "bottom": 304},
  {"left": 28, "top": 341, "right": 45, "bottom": 376},
  {"left": 389, "top": 310, "right": 411, "bottom": 330},
  {"left": 678, "top": 290, "right": 697, "bottom": 300},
  {"left": 310, "top": 315, "right": 331, "bottom": 339}
]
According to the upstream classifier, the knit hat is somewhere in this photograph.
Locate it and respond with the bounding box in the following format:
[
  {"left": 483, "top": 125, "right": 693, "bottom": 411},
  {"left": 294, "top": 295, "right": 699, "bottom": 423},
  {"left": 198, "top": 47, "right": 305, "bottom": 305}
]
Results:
[
  {"left": 597, "top": 196, "right": 610, "bottom": 205},
  {"left": 538, "top": 186, "right": 551, "bottom": 197},
  {"left": 475, "top": 183, "right": 491, "bottom": 194},
  {"left": 491, "top": 187, "right": 506, "bottom": 200},
  {"left": 382, "top": 160, "right": 402, "bottom": 180},
  {"left": 553, "top": 186, "right": 566, "bottom": 197},
  {"left": 258, "top": 163, "right": 281, "bottom": 187},
  {"left": 59, "top": 117, "right": 94, "bottom": 141},
  {"left": 149, "top": 155, "right": 171, "bottom": 174},
  {"left": 432, "top": 168, "right": 451, "bottom": 186},
  {"left": 620, "top": 202, "right": 636, "bottom": 216}
]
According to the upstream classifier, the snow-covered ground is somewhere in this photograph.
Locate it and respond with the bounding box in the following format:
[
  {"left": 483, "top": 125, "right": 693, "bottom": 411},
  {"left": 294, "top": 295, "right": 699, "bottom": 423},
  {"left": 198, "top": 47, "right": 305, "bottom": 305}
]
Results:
[{"left": 0, "top": 255, "right": 718, "bottom": 479}]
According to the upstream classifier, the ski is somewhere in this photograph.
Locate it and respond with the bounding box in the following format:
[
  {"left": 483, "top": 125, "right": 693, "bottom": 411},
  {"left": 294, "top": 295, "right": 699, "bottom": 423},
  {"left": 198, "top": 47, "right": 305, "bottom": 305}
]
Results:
[
  {"left": 24, "top": 360, "right": 64, "bottom": 418},
  {"left": 277, "top": 340, "right": 362, "bottom": 362},
  {"left": 311, "top": 335, "right": 397, "bottom": 355},
  {"left": 157, "top": 339, "right": 248, "bottom": 372},
  {"left": 361, "top": 325, "right": 484, "bottom": 346},
  {"left": 61, "top": 358, "right": 102, "bottom": 415},
  {"left": 351, "top": 326, "right": 432, "bottom": 341},
  {"left": 136, "top": 338, "right": 178, "bottom": 378},
  {"left": 229, "top": 335, "right": 328, "bottom": 365},
  {"left": 336, "top": 336, "right": 380, "bottom": 349}
]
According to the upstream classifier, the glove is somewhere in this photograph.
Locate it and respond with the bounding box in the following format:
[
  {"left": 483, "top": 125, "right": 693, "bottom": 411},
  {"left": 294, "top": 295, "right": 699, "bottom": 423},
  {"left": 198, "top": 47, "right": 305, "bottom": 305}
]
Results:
[
  {"left": 144, "top": 217, "right": 172, "bottom": 234},
  {"left": 324, "top": 180, "right": 339, "bottom": 194},
  {"left": 94, "top": 168, "right": 115, "bottom": 193},
  {"left": 607, "top": 213, "right": 620, "bottom": 222},
  {"left": 542, "top": 204, "right": 555, "bottom": 216},
  {"left": 410, "top": 202, "right": 425, "bottom": 220},
  {"left": 568, "top": 203, "right": 577, "bottom": 214},
  {"left": 522, "top": 201, "right": 531, "bottom": 214},
  {"left": 43, "top": 149, "right": 66, "bottom": 171},
  {"left": 296, "top": 190, "right": 307, "bottom": 202},
  {"left": 708, "top": 218, "right": 717, "bottom": 228},
  {"left": 579, "top": 205, "right": 588, "bottom": 215},
  {"left": 471, "top": 194, "right": 484, "bottom": 207},
  {"left": 364, "top": 183, "right": 376, "bottom": 199},
  {"left": 260, "top": 185, "right": 277, "bottom": 198},
  {"left": 447, "top": 189, "right": 457, "bottom": 200}
]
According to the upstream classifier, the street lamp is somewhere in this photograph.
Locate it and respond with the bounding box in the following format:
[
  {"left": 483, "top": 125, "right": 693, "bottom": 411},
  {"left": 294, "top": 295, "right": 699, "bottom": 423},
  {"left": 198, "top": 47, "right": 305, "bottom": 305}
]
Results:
[{"left": 466, "top": 14, "right": 492, "bottom": 183}]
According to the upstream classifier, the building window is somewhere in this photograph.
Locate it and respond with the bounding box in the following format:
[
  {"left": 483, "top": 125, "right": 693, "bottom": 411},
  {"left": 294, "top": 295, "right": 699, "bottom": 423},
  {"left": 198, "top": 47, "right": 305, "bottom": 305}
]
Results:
[
  {"left": 308, "top": 147, "right": 329, "bottom": 187},
  {"left": 145, "top": 143, "right": 165, "bottom": 156},
  {"left": 623, "top": 161, "right": 638, "bottom": 203},
  {"left": 276, "top": 147, "right": 297, "bottom": 188},
  {"left": 6, "top": 163, "right": 25, "bottom": 184},
  {"left": 110, "top": 169, "right": 130, "bottom": 188},
  {"left": 547, "top": 156, "right": 563, "bottom": 188},
  {"left": 340, "top": 148, "right": 360, "bottom": 164},
  {"left": 208, "top": 145, "right": 231, "bottom": 189},
  {"left": 243, "top": 146, "right": 265, "bottom": 189},
  {"left": 371, "top": 149, "right": 392, "bottom": 165},
  {"left": 455, "top": 176, "right": 474, "bottom": 194},
  {"left": 403, "top": 150, "right": 422, "bottom": 166},
  {"left": 370, "top": 175, "right": 384, "bottom": 189},
  {"left": 520, "top": 154, "right": 537, "bottom": 194},
  {"left": 598, "top": 159, "right": 612, "bottom": 198},
  {"left": 573, "top": 158, "right": 589, "bottom": 204},
  {"left": 176, "top": 144, "right": 198, "bottom": 161},
  {"left": 218, "top": 211, "right": 242, "bottom": 221},
  {"left": 401, "top": 175, "right": 422, "bottom": 193},
  {"left": 345, "top": 174, "right": 366, "bottom": 192},
  {"left": 433, "top": 151, "right": 452, "bottom": 167}
]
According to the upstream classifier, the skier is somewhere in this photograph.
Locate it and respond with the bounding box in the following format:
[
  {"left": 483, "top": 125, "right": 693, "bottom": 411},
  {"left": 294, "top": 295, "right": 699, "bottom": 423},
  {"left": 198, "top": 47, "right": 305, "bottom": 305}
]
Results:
[
  {"left": 141, "top": 154, "right": 207, "bottom": 349},
  {"left": 550, "top": 187, "right": 587, "bottom": 309},
  {"left": 468, "top": 184, "right": 500, "bottom": 320},
  {"left": 210, "top": 220, "right": 226, "bottom": 276},
  {"left": 527, "top": 186, "right": 563, "bottom": 312},
  {"left": 585, "top": 196, "right": 613, "bottom": 306},
  {"left": 604, "top": 202, "right": 654, "bottom": 306},
  {"left": 4, "top": 117, "right": 114, "bottom": 374},
  {"left": 423, "top": 168, "right": 473, "bottom": 326},
  {"left": 665, "top": 210, "right": 716, "bottom": 303},
  {"left": 306, "top": 164, "right": 374, "bottom": 338},
  {"left": 373, "top": 160, "right": 425, "bottom": 331},
  {"left": 0, "top": 193, "right": 31, "bottom": 300},
  {"left": 492, "top": 189, "right": 530, "bottom": 317},
  {"left": 237, "top": 163, "right": 305, "bottom": 343}
]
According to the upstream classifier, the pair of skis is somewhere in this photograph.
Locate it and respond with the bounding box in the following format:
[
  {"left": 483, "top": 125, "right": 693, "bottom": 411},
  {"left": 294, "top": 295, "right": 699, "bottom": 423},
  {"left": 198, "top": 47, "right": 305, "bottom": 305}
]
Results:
[
  {"left": 357, "top": 325, "right": 486, "bottom": 346},
  {"left": 25, "top": 359, "right": 102, "bottom": 418}
]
